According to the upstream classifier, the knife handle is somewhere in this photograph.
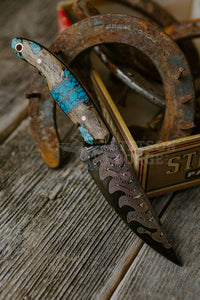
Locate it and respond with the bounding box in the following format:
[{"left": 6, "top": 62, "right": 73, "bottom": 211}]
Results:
[{"left": 11, "top": 38, "right": 110, "bottom": 145}]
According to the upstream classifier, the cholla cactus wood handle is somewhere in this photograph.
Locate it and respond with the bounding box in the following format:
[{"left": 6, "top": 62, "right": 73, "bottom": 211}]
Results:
[{"left": 11, "top": 38, "right": 110, "bottom": 145}]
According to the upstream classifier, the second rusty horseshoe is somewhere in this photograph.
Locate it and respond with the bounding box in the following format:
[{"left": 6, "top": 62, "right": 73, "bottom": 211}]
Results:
[
  {"left": 108, "top": 0, "right": 200, "bottom": 78},
  {"left": 72, "top": 0, "right": 199, "bottom": 80},
  {"left": 28, "top": 14, "right": 195, "bottom": 167},
  {"left": 165, "top": 19, "right": 200, "bottom": 41}
]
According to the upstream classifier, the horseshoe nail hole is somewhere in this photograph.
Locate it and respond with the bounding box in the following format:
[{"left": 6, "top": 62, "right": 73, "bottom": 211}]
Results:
[
  {"left": 15, "top": 43, "right": 23, "bottom": 52},
  {"left": 149, "top": 217, "right": 154, "bottom": 222}
]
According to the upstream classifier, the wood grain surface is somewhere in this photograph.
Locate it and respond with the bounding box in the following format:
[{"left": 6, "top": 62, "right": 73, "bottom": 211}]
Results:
[
  {"left": 111, "top": 187, "right": 200, "bottom": 300},
  {"left": 1, "top": 1, "right": 200, "bottom": 299},
  {"left": 0, "top": 0, "right": 61, "bottom": 143},
  {"left": 0, "top": 116, "right": 175, "bottom": 299},
  {"left": 1, "top": 110, "right": 200, "bottom": 300},
  {"left": 0, "top": 119, "right": 141, "bottom": 300}
]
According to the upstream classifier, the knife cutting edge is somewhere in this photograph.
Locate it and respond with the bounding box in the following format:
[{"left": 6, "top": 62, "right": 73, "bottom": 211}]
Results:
[{"left": 11, "top": 37, "right": 180, "bottom": 265}]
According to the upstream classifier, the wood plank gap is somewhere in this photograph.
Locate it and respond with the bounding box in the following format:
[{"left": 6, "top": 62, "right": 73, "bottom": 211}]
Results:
[
  {"left": 98, "top": 240, "right": 143, "bottom": 300},
  {"left": 97, "top": 193, "right": 176, "bottom": 300},
  {"left": 109, "top": 186, "right": 200, "bottom": 299},
  {"left": 0, "top": 98, "right": 28, "bottom": 144}
]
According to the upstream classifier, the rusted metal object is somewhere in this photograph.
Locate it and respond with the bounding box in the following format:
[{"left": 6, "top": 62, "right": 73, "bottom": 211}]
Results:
[
  {"left": 28, "top": 72, "right": 60, "bottom": 168},
  {"left": 165, "top": 19, "right": 200, "bottom": 41},
  {"left": 53, "top": 15, "right": 195, "bottom": 141},
  {"left": 147, "top": 19, "right": 200, "bottom": 131},
  {"left": 148, "top": 111, "right": 165, "bottom": 131},
  {"left": 72, "top": 0, "right": 199, "bottom": 80},
  {"left": 165, "top": 19, "right": 200, "bottom": 80},
  {"left": 147, "top": 20, "right": 200, "bottom": 129},
  {"left": 113, "top": 0, "right": 200, "bottom": 79},
  {"left": 72, "top": 0, "right": 199, "bottom": 106},
  {"left": 70, "top": 0, "right": 177, "bottom": 27},
  {"left": 28, "top": 8, "right": 197, "bottom": 167},
  {"left": 94, "top": 45, "right": 165, "bottom": 108},
  {"left": 111, "top": 0, "right": 176, "bottom": 27},
  {"left": 71, "top": 0, "right": 169, "bottom": 80},
  {"left": 73, "top": 0, "right": 200, "bottom": 109},
  {"left": 72, "top": 0, "right": 165, "bottom": 107}
]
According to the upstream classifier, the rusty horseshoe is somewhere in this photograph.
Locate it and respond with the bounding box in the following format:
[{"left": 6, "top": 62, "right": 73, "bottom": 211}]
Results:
[
  {"left": 28, "top": 14, "right": 196, "bottom": 167},
  {"left": 71, "top": 0, "right": 199, "bottom": 79}
]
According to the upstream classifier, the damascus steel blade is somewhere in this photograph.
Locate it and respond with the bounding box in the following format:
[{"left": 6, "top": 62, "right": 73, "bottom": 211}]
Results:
[{"left": 81, "top": 136, "right": 180, "bottom": 265}]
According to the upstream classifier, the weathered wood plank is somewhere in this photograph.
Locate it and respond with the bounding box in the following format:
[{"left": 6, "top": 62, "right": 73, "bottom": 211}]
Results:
[
  {"left": 110, "top": 187, "right": 200, "bottom": 300},
  {"left": 0, "top": 115, "right": 178, "bottom": 300},
  {"left": 0, "top": 0, "right": 63, "bottom": 143},
  {"left": 1, "top": 125, "right": 199, "bottom": 300},
  {"left": 95, "top": 193, "right": 174, "bottom": 300},
  {"left": 1, "top": 2, "right": 200, "bottom": 299},
  {"left": 0, "top": 119, "right": 142, "bottom": 300}
]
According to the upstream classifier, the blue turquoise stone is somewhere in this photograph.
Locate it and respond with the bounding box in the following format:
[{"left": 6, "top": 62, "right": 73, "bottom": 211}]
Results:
[
  {"left": 64, "top": 69, "right": 71, "bottom": 76},
  {"left": 51, "top": 69, "right": 89, "bottom": 114},
  {"left": 51, "top": 69, "right": 93, "bottom": 144},
  {"left": 78, "top": 126, "right": 94, "bottom": 145},
  {"left": 29, "top": 41, "right": 42, "bottom": 54}
]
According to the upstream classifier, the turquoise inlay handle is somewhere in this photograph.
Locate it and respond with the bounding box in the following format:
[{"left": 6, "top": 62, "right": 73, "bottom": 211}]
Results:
[
  {"left": 78, "top": 125, "right": 94, "bottom": 145},
  {"left": 51, "top": 69, "right": 88, "bottom": 115},
  {"left": 11, "top": 38, "right": 110, "bottom": 145}
]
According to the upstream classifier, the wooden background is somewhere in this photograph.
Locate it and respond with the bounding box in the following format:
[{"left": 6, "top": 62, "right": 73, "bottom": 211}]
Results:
[{"left": 0, "top": 0, "right": 200, "bottom": 299}]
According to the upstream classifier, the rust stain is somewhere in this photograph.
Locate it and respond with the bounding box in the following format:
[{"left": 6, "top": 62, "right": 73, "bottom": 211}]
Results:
[
  {"left": 28, "top": 72, "right": 60, "bottom": 168},
  {"left": 165, "top": 19, "right": 200, "bottom": 41}
]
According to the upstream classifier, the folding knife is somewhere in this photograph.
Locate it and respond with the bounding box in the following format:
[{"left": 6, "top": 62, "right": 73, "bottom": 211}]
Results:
[{"left": 11, "top": 37, "right": 180, "bottom": 265}]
